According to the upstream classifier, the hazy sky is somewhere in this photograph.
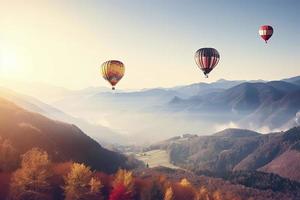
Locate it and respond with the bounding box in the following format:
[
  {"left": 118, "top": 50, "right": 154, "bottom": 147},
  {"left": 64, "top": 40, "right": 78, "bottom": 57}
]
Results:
[{"left": 0, "top": 0, "right": 299, "bottom": 89}]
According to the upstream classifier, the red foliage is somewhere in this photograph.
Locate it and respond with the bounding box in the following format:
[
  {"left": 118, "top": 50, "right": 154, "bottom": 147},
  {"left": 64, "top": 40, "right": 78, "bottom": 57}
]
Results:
[{"left": 109, "top": 183, "right": 132, "bottom": 200}]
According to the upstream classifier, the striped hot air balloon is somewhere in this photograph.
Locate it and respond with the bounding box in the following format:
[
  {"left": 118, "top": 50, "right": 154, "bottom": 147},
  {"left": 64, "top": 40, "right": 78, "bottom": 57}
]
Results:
[
  {"left": 194, "top": 48, "right": 220, "bottom": 78},
  {"left": 101, "top": 60, "right": 125, "bottom": 90},
  {"left": 259, "top": 25, "right": 273, "bottom": 43}
]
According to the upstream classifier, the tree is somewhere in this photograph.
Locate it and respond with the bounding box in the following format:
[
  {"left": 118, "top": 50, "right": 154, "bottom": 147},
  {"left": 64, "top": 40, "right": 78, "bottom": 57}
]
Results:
[
  {"left": 109, "top": 169, "right": 134, "bottom": 200},
  {"left": 0, "top": 137, "right": 19, "bottom": 171},
  {"left": 113, "top": 169, "right": 134, "bottom": 190},
  {"left": 177, "top": 178, "right": 197, "bottom": 200},
  {"left": 10, "top": 148, "right": 52, "bottom": 200},
  {"left": 64, "top": 163, "right": 103, "bottom": 200},
  {"left": 164, "top": 186, "right": 174, "bottom": 200},
  {"left": 179, "top": 178, "right": 192, "bottom": 187},
  {"left": 89, "top": 177, "right": 103, "bottom": 200},
  {"left": 109, "top": 184, "right": 132, "bottom": 200}
]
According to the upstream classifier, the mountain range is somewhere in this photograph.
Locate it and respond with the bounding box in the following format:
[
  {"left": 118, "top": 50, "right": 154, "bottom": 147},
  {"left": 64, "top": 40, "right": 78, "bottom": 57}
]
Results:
[{"left": 1, "top": 75, "right": 299, "bottom": 143}]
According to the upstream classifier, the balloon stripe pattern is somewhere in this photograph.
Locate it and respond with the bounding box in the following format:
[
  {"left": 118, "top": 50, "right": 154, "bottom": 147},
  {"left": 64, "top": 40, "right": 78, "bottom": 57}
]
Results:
[
  {"left": 195, "top": 48, "right": 220, "bottom": 77},
  {"left": 101, "top": 60, "right": 125, "bottom": 90},
  {"left": 259, "top": 25, "right": 273, "bottom": 43}
]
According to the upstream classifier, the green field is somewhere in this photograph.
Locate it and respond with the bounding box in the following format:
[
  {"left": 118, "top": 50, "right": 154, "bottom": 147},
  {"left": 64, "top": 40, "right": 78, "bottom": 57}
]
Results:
[{"left": 136, "top": 149, "right": 179, "bottom": 169}]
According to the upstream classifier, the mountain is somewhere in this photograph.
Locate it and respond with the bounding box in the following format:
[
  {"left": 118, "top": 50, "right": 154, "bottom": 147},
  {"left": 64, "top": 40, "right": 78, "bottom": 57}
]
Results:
[
  {"left": 241, "top": 89, "right": 300, "bottom": 129},
  {"left": 0, "top": 97, "right": 129, "bottom": 173},
  {"left": 0, "top": 81, "right": 73, "bottom": 103},
  {"left": 213, "top": 128, "right": 260, "bottom": 137},
  {"left": 4, "top": 76, "right": 299, "bottom": 143},
  {"left": 169, "top": 82, "right": 288, "bottom": 113},
  {"left": 0, "top": 87, "right": 126, "bottom": 144},
  {"left": 259, "top": 150, "right": 300, "bottom": 182},
  {"left": 282, "top": 75, "right": 300, "bottom": 86},
  {"left": 148, "top": 127, "right": 300, "bottom": 181},
  {"left": 168, "top": 80, "right": 300, "bottom": 130}
]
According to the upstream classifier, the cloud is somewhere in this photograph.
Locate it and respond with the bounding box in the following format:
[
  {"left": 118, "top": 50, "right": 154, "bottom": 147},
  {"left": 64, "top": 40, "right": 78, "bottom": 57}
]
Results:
[
  {"left": 214, "top": 121, "right": 239, "bottom": 132},
  {"left": 295, "top": 111, "right": 300, "bottom": 125}
]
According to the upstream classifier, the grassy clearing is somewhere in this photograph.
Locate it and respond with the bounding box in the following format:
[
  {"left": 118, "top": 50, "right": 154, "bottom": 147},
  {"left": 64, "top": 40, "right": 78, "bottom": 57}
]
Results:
[{"left": 136, "top": 149, "right": 179, "bottom": 169}]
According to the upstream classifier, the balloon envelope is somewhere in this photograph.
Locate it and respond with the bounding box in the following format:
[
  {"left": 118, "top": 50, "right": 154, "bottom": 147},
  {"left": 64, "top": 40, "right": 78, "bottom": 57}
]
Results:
[
  {"left": 259, "top": 25, "right": 273, "bottom": 43},
  {"left": 101, "top": 60, "right": 125, "bottom": 90},
  {"left": 194, "top": 48, "right": 220, "bottom": 77}
]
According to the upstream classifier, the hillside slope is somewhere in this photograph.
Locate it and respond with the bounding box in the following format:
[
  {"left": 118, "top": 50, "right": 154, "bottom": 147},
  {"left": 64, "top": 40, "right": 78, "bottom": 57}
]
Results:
[
  {"left": 149, "top": 127, "right": 300, "bottom": 181},
  {"left": 0, "top": 97, "right": 128, "bottom": 173},
  {"left": 0, "top": 87, "right": 126, "bottom": 144},
  {"left": 259, "top": 150, "right": 300, "bottom": 182}
]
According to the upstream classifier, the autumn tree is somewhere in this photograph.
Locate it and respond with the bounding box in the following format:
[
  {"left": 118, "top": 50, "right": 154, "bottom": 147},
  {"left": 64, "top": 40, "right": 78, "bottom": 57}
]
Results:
[
  {"left": 179, "top": 178, "right": 192, "bottom": 187},
  {"left": 164, "top": 186, "right": 174, "bottom": 200},
  {"left": 64, "top": 163, "right": 103, "bottom": 200},
  {"left": 10, "top": 148, "right": 52, "bottom": 200},
  {"left": 109, "top": 169, "right": 134, "bottom": 200},
  {"left": 109, "top": 183, "right": 133, "bottom": 200},
  {"left": 177, "top": 178, "right": 197, "bottom": 200},
  {"left": 0, "top": 137, "right": 19, "bottom": 171}
]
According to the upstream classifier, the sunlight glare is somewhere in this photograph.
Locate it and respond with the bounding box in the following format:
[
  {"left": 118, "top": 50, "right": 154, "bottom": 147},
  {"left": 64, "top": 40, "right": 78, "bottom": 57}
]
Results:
[{"left": 0, "top": 48, "right": 20, "bottom": 75}]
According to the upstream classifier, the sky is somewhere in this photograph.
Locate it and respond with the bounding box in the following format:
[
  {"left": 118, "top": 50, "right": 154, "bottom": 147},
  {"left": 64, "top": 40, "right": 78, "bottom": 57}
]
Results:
[{"left": 0, "top": 0, "right": 299, "bottom": 90}]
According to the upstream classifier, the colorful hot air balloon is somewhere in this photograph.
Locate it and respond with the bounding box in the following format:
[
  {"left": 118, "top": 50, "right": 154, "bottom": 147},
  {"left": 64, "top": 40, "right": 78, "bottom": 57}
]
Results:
[
  {"left": 101, "top": 60, "right": 125, "bottom": 90},
  {"left": 259, "top": 25, "right": 273, "bottom": 43},
  {"left": 194, "top": 48, "right": 220, "bottom": 78}
]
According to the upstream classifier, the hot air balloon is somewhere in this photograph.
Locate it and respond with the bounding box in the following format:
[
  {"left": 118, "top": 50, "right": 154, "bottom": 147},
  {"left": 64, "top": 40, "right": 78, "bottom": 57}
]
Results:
[
  {"left": 101, "top": 60, "right": 125, "bottom": 90},
  {"left": 194, "top": 48, "right": 220, "bottom": 78},
  {"left": 259, "top": 25, "right": 273, "bottom": 43}
]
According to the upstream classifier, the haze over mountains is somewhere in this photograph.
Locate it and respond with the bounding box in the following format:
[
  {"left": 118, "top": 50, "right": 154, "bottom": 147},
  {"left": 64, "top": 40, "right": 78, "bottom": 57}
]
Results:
[{"left": 1, "top": 75, "right": 299, "bottom": 143}]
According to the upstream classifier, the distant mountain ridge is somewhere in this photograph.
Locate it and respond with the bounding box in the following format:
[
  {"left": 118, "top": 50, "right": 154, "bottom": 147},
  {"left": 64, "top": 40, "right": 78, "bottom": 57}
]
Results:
[
  {"left": 2, "top": 75, "right": 299, "bottom": 143},
  {"left": 168, "top": 79, "right": 300, "bottom": 130}
]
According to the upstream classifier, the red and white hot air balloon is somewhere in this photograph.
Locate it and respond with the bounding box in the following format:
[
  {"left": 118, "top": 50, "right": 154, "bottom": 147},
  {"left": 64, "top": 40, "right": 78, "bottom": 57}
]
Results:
[
  {"left": 259, "top": 25, "right": 273, "bottom": 43},
  {"left": 194, "top": 48, "right": 220, "bottom": 78}
]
